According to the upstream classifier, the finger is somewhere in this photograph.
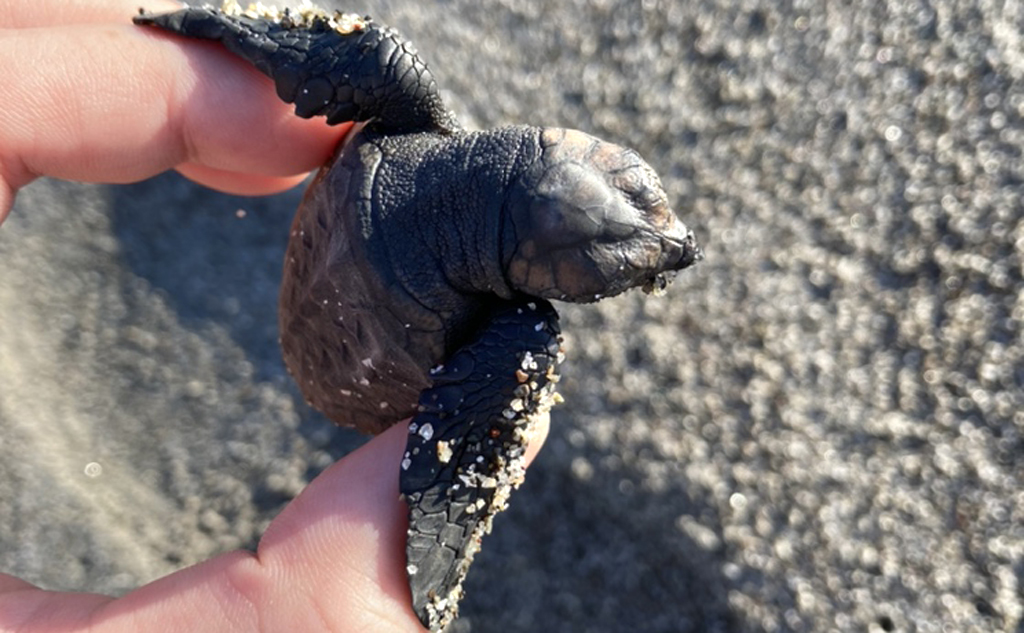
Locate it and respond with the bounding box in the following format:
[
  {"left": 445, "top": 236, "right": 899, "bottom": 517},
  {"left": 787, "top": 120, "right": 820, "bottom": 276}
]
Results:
[
  {"left": 524, "top": 410, "right": 552, "bottom": 464},
  {"left": 0, "top": 0, "right": 180, "bottom": 28},
  {"left": 175, "top": 162, "right": 311, "bottom": 197},
  {"left": 0, "top": 20, "right": 345, "bottom": 214},
  {"left": 0, "top": 416, "right": 552, "bottom": 632},
  {"left": 253, "top": 422, "right": 425, "bottom": 631},
  {"left": 0, "top": 426, "right": 420, "bottom": 633},
  {"left": 255, "top": 413, "right": 551, "bottom": 630},
  {"left": 0, "top": 574, "right": 37, "bottom": 594},
  {"left": 105, "top": 425, "right": 424, "bottom": 632},
  {"left": 0, "top": 573, "right": 113, "bottom": 631}
]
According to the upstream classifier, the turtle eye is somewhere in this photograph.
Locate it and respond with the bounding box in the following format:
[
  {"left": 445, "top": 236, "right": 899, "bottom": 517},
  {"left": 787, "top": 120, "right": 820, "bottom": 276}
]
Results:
[
  {"left": 630, "top": 184, "right": 666, "bottom": 211},
  {"left": 615, "top": 161, "right": 668, "bottom": 212}
]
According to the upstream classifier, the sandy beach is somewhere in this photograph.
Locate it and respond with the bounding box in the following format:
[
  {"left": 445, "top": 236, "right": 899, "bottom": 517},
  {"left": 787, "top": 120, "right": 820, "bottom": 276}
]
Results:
[{"left": 1, "top": 1, "right": 1021, "bottom": 631}]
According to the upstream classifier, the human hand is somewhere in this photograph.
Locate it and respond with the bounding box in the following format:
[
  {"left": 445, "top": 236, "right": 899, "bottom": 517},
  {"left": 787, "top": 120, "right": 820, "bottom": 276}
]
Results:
[
  {"left": 0, "top": 421, "right": 550, "bottom": 631},
  {"left": 0, "top": 0, "right": 346, "bottom": 225},
  {"left": 0, "top": 1, "right": 550, "bottom": 630}
]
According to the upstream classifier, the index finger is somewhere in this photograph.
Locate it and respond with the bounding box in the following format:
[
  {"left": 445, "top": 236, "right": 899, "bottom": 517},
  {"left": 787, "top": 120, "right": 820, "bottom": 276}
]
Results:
[
  {"left": 0, "top": 0, "right": 178, "bottom": 28},
  {"left": 0, "top": 3, "right": 347, "bottom": 221}
]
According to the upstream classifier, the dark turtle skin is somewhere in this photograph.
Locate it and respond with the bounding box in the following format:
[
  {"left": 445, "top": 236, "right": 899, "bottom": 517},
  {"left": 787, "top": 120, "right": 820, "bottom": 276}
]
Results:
[{"left": 135, "top": 4, "right": 701, "bottom": 630}]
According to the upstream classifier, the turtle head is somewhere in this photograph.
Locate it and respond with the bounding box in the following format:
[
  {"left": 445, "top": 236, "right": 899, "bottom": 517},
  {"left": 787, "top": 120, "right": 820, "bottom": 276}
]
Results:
[{"left": 502, "top": 128, "right": 702, "bottom": 303}]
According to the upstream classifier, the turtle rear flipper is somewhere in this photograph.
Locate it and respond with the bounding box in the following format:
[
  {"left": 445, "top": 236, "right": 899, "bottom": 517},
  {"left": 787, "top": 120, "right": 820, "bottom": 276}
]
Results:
[
  {"left": 401, "top": 300, "right": 562, "bottom": 631},
  {"left": 134, "top": 6, "right": 455, "bottom": 132}
]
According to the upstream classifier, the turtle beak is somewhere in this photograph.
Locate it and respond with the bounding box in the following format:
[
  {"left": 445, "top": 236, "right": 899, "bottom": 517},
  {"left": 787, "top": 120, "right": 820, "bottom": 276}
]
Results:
[
  {"left": 640, "top": 218, "right": 701, "bottom": 295},
  {"left": 661, "top": 216, "right": 704, "bottom": 272}
]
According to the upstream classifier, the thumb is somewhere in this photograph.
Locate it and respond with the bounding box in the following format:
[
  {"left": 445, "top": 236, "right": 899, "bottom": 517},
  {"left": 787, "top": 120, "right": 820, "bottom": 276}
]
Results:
[
  {"left": 0, "top": 416, "right": 550, "bottom": 632},
  {"left": 254, "top": 414, "right": 550, "bottom": 630},
  {"left": 250, "top": 421, "right": 423, "bottom": 631}
]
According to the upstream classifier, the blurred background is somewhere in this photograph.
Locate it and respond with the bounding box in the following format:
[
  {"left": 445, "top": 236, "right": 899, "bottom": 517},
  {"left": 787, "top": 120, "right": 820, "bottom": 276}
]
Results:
[{"left": 1, "top": 1, "right": 1022, "bottom": 631}]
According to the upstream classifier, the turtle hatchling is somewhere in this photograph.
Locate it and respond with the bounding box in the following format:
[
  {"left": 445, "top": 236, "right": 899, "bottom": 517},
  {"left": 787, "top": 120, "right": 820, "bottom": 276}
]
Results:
[{"left": 135, "top": 2, "right": 702, "bottom": 630}]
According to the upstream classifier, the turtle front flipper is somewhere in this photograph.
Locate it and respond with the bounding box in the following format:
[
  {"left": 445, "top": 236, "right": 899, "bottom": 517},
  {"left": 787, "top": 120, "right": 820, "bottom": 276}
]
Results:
[
  {"left": 401, "top": 300, "right": 563, "bottom": 631},
  {"left": 134, "top": 4, "right": 455, "bottom": 133}
]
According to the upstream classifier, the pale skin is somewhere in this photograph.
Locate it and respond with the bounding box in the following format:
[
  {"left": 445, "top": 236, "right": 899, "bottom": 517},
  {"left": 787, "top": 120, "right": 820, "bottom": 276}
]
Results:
[{"left": 0, "top": 1, "right": 549, "bottom": 630}]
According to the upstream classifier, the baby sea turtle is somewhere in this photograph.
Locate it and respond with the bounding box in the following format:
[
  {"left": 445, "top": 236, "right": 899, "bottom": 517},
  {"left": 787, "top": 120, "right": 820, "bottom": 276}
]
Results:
[{"left": 135, "top": 3, "right": 701, "bottom": 630}]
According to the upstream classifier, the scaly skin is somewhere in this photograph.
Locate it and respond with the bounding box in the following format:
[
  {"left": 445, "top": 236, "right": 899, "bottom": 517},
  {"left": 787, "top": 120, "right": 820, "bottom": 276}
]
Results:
[
  {"left": 135, "top": 4, "right": 456, "bottom": 132},
  {"left": 400, "top": 300, "right": 563, "bottom": 631}
]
